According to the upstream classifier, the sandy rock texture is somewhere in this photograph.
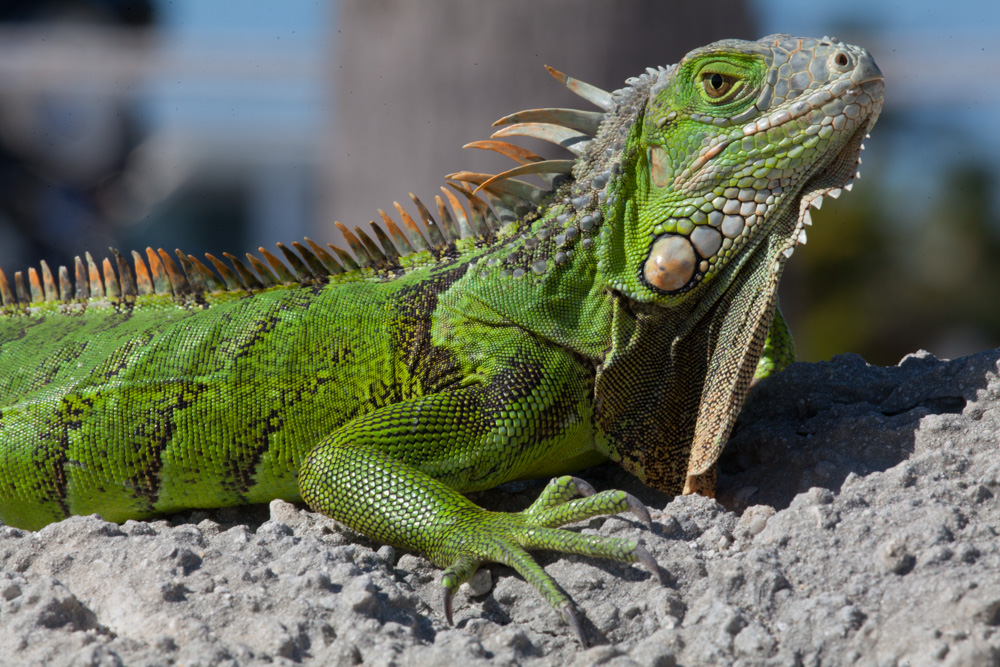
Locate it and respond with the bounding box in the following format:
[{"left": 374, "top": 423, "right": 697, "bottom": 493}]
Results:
[{"left": 1, "top": 349, "right": 998, "bottom": 666}]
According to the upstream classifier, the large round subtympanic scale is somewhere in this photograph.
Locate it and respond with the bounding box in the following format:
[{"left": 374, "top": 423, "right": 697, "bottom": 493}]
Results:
[{"left": 643, "top": 234, "right": 696, "bottom": 292}]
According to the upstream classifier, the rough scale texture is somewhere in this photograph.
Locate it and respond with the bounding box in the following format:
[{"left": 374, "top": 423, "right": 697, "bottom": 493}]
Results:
[{"left": 0, "top": 34, "right": 884, "bottom": 644}]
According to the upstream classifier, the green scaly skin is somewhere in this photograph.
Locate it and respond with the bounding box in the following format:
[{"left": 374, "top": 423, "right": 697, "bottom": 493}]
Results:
[{"left": 0, "top": 35, "right": 883, "bottom": 642}]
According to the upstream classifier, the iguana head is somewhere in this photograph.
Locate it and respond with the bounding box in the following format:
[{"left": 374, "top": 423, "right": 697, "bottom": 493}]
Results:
[
  {"left": 563, "top": 35, "right": 885, "bottom": 492},
  {"left": 590, "top": 34, "right": 883, "bottom": 305}
]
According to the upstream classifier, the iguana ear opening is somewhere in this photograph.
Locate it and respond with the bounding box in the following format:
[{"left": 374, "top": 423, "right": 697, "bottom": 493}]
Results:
[{"left": 648, "top": 145, "right": 671, "bottom": 188}]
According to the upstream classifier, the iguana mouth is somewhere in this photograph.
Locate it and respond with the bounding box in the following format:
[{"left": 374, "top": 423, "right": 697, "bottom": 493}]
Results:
[{"left": 777, "top": 63, "right": 884, "bottom": 259}]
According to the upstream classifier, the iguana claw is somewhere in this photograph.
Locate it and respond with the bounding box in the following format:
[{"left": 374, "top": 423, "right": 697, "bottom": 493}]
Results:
[
  {"left": 634, "top": 543, "right": 664, "bottom": 584},
  {"left": 426, "top": 475, "right": 664, "bottom": 640},
  {"left": 625, "top": 493, "right": 653, "bottom": 527},
  {"left": 440, "top": 553, "right": 478, "bottom": 627},
  {"left": 562, "top": 602, "right": 587, "bottom": 647},
  {"left": 568, "top": 476, "right": 596, "bottom": 497},
  {"left": 443, "top": 585, "right": 455, "bottom": 626}
]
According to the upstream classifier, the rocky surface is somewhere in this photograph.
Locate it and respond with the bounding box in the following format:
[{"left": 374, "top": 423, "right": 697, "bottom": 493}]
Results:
[{"left": 1, "top": 349, "right": 998, "bottom": 666}]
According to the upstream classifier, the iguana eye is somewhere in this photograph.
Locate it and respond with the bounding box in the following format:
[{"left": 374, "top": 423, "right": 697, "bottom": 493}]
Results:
[{"left": 701, "top": 72, "right": 736, "bottom": 99}]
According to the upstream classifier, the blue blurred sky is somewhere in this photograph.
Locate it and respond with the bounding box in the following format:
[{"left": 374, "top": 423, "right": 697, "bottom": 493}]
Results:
[
  {"left": 159, "top": 0, "right": 327, "bottom": 44},
  {"left": 143, "top": 0, "right": 327, "bottom": 145},
  {"left": 754, "top": 0, "right": 999, "bottom": 30}
]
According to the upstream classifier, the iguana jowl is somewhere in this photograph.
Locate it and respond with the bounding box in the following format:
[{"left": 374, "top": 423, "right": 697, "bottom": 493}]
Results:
[{"left": 0, "top": 35, "right": 882, "bottom": 641}]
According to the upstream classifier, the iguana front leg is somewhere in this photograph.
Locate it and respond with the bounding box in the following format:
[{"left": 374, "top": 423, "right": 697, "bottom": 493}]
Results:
[{"left": 297, "top": 344, "right": 660, "bottom": 643}]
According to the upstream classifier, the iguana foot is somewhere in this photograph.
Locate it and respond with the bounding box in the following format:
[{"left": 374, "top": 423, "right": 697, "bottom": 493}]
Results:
[
  {"left": 302, "top": 439, "right": 662, "bottom": 644},
  {"left": 438, "top": 475, "right": 662, "bottom": 646}
]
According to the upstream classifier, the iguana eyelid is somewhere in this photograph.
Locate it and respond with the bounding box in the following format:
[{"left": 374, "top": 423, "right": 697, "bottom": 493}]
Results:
[{"left": 701, "top": 72, "right": 740, "bottom": 100}]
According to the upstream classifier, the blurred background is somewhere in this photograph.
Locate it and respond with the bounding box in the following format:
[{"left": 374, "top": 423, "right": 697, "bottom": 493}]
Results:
[{"left": 0, "top": 0, "right": 996, "bottom": 366}]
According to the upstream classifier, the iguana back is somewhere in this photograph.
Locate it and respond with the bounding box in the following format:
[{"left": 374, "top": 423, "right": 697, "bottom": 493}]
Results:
[{"left": 0, "top": 255, "right": 480, "bottom": 527}]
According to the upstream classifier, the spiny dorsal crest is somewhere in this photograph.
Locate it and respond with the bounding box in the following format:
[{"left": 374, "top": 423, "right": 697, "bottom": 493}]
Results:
[{"left": 0, "top": 63, "right": 653, "bottom": 311}]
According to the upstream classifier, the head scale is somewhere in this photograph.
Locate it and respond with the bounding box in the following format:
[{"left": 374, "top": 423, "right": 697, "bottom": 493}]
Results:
[{"left": 593, "top": 34, "right": 884, "bottom": 305}]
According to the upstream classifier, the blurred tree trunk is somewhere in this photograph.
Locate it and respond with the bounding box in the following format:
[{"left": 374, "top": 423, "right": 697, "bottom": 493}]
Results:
[{"left": 323, "top": 0, "right": 755, "bottom": 236}]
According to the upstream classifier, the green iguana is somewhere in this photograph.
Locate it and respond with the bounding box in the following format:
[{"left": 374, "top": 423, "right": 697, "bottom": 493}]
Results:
[{"left": 0, "top": 34, "right": 882, "bottom": 642}]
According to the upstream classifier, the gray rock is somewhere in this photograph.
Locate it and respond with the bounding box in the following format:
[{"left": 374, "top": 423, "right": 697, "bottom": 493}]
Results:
[{"left": 1, "top": 348, "right": 998, "bottom": 664}]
